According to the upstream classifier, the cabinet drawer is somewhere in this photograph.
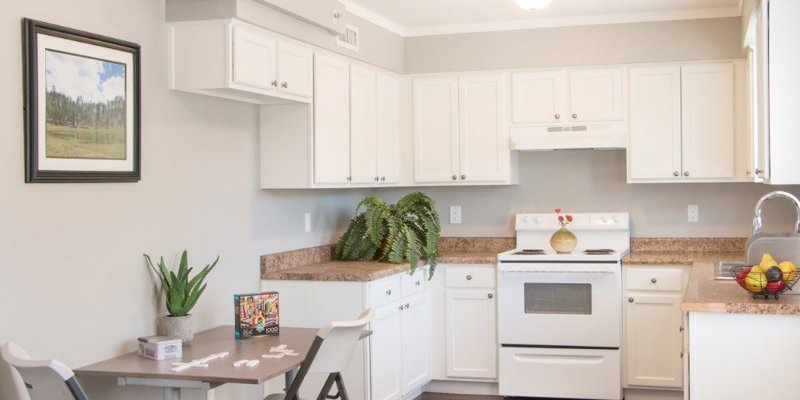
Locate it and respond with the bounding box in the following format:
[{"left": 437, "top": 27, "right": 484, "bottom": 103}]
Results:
[
  {"left": 402, "top": 268, "right": 428, "bottom": 297},
  {"left": 626, "top": 267, "right": 684, "bottom": 291},
  {"left": 446, "top": 265, "right": 495, "bottom": 288},
  {"left": 369, "top": 275, "right": 402, "bottom": 307}
]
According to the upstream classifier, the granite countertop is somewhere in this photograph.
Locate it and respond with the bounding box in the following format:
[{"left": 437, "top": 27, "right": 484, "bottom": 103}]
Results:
[
  {"left": 623, "top": 250, "right": 744, "bottom": 265},
  {"left": 262, "top": 260, "right": 418, "bottom": 282},
  {"left": 682, "top": 260, "right": 800, "bottom": 315}
]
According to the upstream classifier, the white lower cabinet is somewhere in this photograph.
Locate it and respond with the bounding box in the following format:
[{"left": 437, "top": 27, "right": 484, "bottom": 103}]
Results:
[
  {"left": 261, "top": 267, "right": 430, "bottom": 400},
  {"left": 623, "top": 265, "right": 689, "bottom": 391}
]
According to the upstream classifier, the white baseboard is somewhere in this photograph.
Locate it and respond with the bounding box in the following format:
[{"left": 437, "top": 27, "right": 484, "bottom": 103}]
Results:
[
  {"left": 422, "top": 380, "right": 499, "bottom": 396},
  {"left": 624, "top": 388, "right": 683, "bottom": 400}
]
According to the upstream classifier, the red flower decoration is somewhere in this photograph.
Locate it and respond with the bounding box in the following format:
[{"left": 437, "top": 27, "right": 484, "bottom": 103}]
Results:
[
  {"left": 555, "top": 208, "right": 573, "bottom": 227},
  {"left": 555, "top": 208, "right": 562, "bottom": 213},
  {"left": 558, "top": 216, "right": 565, "bottom": 222},
  {"left": 566, "top": 215, "right": 573, "bottom": 222}
]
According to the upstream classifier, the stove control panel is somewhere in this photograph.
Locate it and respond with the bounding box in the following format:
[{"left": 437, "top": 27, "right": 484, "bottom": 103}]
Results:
[{"left": 516, "top": 213, "right": 630, "bottom": 231}]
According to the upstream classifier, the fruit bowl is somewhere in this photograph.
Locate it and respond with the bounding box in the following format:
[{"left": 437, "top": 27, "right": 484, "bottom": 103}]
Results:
[{"left": 730, "top": 261, "right": 799, "bottom": 300}]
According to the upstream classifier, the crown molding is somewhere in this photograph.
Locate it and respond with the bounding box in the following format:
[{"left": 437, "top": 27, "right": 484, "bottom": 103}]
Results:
[{"left": 342, "top": 3, "right": 742, "bottom": 38}]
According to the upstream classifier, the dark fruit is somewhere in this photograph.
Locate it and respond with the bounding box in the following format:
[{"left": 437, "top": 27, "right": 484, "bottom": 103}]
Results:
[
  {"left": 766, "top": 266, "right": 784, "bottom": 283},
  {"left": 766, "top": 280, "right": 786, "bottom": 294}
]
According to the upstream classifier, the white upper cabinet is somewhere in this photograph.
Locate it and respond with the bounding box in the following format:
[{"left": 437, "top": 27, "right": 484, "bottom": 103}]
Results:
[
  {"left": 512, "top": 70, "right": 567, "bottom": 124},
  {"left": 314, "top": 54, "right": 351, "bottom": 184},
  {"left": 511, "top": 67, "right": 623, "bottom": 125},
  {"left": 376, "top": 72, "right": 402, "bottom": 185},
  {"left": 628, "top": 62, "right": 740, "bottom": 183},
  {"left": 349, "top": 64, "right": 378, "bottom": 184},
  {"left": 681, "top": 63, "right": 735, "bottom": 179},
  {"left": 276, "top": 41, "right": 313, "bottom": 98},
  {"left": 413, "top": 77, "right": 460, "bottom": 183},
  {"left": 459, "top": 74, "right": 509, "bottom": 183},
  {"left": 413, "top": 73, "right": 514, "bottom": 185},
  {"left": 570, "top": 68, "right": 624, "bottom": 122},
  {"left": 231, "top": 25, "right": 276, "bottom": 91},
  {"left": 170, "top": 19, "right": 312, "bottom": 104},
  {"left": 628, "top": 66, "right": 682, "bottom": 180}
]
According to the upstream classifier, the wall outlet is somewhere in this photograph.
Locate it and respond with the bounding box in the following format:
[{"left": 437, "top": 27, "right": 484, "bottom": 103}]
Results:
[
  {"left": 449, "top": 206, "right": 462, "bottom": 224},
  {"left": 688, "top": 205, "right": 699, "bottom": 223},
  {"left": 304, "top": 212, "right": 311, "bottom": 232}
]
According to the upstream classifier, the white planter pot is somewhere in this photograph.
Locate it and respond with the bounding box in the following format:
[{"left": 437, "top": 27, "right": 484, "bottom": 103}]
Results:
[{"left": 161, "top": 315, "right": 193, "bottom": 345}]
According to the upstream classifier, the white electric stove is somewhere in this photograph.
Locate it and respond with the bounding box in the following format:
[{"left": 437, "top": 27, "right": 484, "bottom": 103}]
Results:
[{"left": 496, "top": 213, "right": 630, "bottom": 400}]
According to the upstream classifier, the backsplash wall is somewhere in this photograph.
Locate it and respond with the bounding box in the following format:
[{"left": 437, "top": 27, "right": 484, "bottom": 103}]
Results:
[{"left": 381, "top": 151, "right": 800, "bottom": 238}]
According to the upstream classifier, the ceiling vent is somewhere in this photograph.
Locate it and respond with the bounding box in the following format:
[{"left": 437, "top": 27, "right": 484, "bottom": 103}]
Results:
[{"left": 336, "top": 24, "right": 360, "bottom": 52}]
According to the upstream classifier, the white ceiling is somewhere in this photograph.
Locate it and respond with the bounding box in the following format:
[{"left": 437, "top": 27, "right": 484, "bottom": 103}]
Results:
[{"left": 341, "top": 0, "right": 742, "bottom": 37}]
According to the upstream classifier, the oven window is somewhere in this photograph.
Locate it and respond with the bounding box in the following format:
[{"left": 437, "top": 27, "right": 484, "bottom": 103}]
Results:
[{"left": 524, "top": 283, "right": 592, "bottom": 315}]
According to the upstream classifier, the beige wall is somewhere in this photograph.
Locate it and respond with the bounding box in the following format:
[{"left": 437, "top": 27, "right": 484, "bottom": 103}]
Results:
[
  {"left": 405, "top": 17, "right": 744, "bottom": 73},
  {"left": 0, "top": 1, "right": 369, "bottom": 399},
  {"left": 166, "top": 0, "right": 405, "bottom": 73}
]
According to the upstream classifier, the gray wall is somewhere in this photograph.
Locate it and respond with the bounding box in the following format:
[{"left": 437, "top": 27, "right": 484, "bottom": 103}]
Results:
[
  {"left": 0, "top": 1, "right": 369, "bottom": 399},
  {"left": 405, "top": 17, "right": 744, "bottom": 73}
]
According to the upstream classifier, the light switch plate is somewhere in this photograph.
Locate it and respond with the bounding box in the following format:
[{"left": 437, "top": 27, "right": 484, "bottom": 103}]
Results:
[{"left": 450, "top": 206, "right": 462, "bottom": 224}]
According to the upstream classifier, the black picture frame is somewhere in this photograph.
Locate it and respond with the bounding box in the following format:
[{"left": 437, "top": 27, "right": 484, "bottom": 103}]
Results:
[{"left": 22, "top": 18, "right": 141, "bottom": 183}]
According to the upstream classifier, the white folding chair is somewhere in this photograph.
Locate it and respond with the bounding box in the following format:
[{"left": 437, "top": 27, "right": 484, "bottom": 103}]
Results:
[
  {"left": 1, "top": 342, "right": 88, "bottom": 400},
  {"left": 267, "top": 308, "right": 374, "bottom": 400}
]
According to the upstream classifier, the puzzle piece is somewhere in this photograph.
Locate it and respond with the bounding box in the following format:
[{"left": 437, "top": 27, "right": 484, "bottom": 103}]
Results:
[
  {"left": 233, "top": 359, "right": 249, "bottom": 367},
  {"left": 269, "top": 345, "right": 288, "bottom": 352},
  {"left": 246, "top": 360, "right": 260, "bottom": 367},
  {"left": 262, "top": 353, "right": 285, "bottom": 359}
]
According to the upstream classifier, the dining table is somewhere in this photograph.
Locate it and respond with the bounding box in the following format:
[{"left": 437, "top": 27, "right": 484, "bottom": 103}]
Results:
[{"left": 76, "top": 326, "right": 319, "bottom": 400}]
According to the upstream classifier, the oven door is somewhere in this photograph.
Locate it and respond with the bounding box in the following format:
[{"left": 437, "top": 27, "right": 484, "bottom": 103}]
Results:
[{"left": 497, "top": 262, "right": 621, "bottom": 348}]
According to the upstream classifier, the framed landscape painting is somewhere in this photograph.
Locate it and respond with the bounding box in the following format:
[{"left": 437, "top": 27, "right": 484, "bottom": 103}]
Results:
[{"left": 23, "top": 19, "right": 141, "bottom": 182}]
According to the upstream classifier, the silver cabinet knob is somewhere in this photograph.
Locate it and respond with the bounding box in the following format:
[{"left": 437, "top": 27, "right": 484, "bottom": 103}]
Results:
[
  {"left": 451, "top": 175, "right": 457, "bottom": 181},
  {"left": 628, "top": 297, "right": 634, "bottom": 303},
  {"left": 271, "top": 80, "right": 278, "bottom": 87},
  {"left": 466, "top": 275, "right": 473, "bottom": 280},
  {"left": 572, "top": 113, "right": 578, "bottom": 119},
  {"left": 374, "top": 176, "right": 379, "bottom": 182},
  {"left": 386, "top": 289, "right": 392, "bottom": 296},
  {"left": 555, "top": 113, "right": 561, "bottom": 120},
  {"left": 679, "top": 326, "right": 685, "bottom": 333},
  {"left": 755, "top": 168, "right": 764, "bottom": 176},
  {"left": 673, "top": 171, "right": 680, "bottom": 177},
  {"left": 346, "top": 176, "right": 352, "bottom": 182},
  {"left": 488, "top": 293, "right": 494, "bottom": 299},
  {"left": 381, "top": 176, "right": 386, "bottom": 181},
  {"left": 399, "top": 305, "right": 404, "bottom": 311},
  {"left": 281, "top": 82, "right": 288, "bottom": 88},
  {"left": 684, "top": 171, "right": 690, "bottom": 177},
  {"left": 680, "top": 351, "right": 684, "bottom": 359},
  {"left": 415, "top": 281, "right": 420, "bottom": 286},
  {"left": 405, "top": 303, "right": 410, "bottom": 309},
  {"left": 460, "top": 174, "right": 466, "bottom": 180},
  {"left": 651, "top": 278, "right": 658, "bottom": 284}
]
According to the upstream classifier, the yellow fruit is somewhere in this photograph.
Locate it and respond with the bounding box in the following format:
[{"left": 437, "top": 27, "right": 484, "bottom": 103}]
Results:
[
  {"left": 760, "top": 253, "right": 779, "bottom": 270},
  {"left": 745, "top": 271, "right": 768, "bottom": 293},
  {"left": 751, "top": 265, "right": 765, "bottom": 274},
  {"left": 779, "top": 261, "right": 797, "bottom": 282}
]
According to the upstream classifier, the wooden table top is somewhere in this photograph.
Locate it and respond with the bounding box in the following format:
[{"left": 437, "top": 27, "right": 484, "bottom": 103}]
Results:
[{"left": 76, "top": 326, "right": 318, "bottom": 385}]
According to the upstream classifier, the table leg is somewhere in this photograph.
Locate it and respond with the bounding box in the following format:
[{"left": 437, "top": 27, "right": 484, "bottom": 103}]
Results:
[
  {"left": 164, "top": 387, "right": 181, "bottom": 400},
  {"left": 284, "top": 367, "right": 298, "bottom": 390}
]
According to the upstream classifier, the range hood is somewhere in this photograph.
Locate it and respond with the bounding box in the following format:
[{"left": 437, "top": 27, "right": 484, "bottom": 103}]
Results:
[{"left": 510, "top": 123, "right": 627, "bottom": 151}]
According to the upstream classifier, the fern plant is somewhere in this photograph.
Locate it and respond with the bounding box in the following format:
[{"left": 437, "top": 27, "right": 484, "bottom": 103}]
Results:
[
  {"left": 144, "top": 250, "right": 219, "bottom": 317},
  {"left": 335, "top": 192, "right": 441, "bottom": 278}
]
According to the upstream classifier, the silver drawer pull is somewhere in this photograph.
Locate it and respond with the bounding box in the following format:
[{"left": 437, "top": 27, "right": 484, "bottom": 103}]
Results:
[
  {"left": 651, "top": 278, "right": 658, "bottom": 284},
  {"left": 466, "top": 275, "right": 473, "bottom": 280},
  {"left": 386, "top": 289, "right": 392, "bottom": 296},
  {"left": 488, "top": 293, "right": 494, "bottom": 299},
  {"left": 415, "top": 281, "right": 420, "bottom": 286}
]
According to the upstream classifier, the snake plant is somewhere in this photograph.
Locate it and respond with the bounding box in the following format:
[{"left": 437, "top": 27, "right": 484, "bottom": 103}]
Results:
[
  {"left": 144, "top": 250, "right": 219, "bottom": 317},
  {"left": 335, "top": 192, "right": 441, "bottom": 278}
]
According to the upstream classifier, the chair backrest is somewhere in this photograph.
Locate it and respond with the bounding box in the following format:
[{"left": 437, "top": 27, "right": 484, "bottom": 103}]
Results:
[
  {"left": 308, "top": 308, "right": 374, "bottom": 374},
  {"left": 1, "top": 343, "right": 88, "bottom": 400}
]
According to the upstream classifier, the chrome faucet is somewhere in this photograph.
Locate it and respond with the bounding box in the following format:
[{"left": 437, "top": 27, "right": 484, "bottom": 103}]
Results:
[{"left": 752, "top": 191, "right": 800, "bottom": 235}]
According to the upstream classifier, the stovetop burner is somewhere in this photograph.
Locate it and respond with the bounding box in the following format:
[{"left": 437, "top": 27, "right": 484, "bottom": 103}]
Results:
[
  {"left": 513, "top": 249, "right": 546, "bottom": 255},
  {"left": 583, "top": 249, "right": 615, "bottom": 255}
]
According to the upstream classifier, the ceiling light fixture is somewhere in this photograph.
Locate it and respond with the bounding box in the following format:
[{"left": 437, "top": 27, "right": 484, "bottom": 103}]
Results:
[{"left": 515, "top": 0, "right": 553, "bottom": 11}]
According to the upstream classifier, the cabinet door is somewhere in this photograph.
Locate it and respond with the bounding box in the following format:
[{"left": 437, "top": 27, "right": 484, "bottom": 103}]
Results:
[
  {"left": 350, "top": 64, "right": 378, "bottom": 184},
  {"left": 625, "top": 293, "right": 683, "bottom": 388},
  {"left": 371, "top": 302, "right": 404, "bottom": 400},
  {"left": 569, "top": 68, "right": 623, "bottom": 122},
  {"left": 681, "top": 63, "right": 735, "bottom": 179},
  {"left": 402, "top": 293, "right": 430, "bottom": 393},
  {"left": 314, "top": 54, "right": 351, "bottom": 184},
  {"left": 376, "top": 72, "right": 401, "bottom": 184},
  {"left": 755, "top": 1, "right": 770, "bottom": 181},
  {"left": 413, "top": 77, "right": 459, "bottom": 183},
  {"left": 276, "top": 41, "right": 313, "bottom": 98},
  {"left": 511, "top": 70, "right": 567, "bottom": 124},
  {"left": 459, "top": 74, "right": 508, "bottom": 183},
  {"left": 231, "top": 25, "right": 276, "bottom": 91},
  {"left": 445, "top": 289, "right": 497, "bottom": 379},
  {"left": 628, "top": 66, "right": 682, "bottom": 181}
]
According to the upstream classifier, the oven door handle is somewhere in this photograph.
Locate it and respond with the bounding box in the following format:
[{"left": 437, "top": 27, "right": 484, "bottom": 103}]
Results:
[{"left": 498, "top": 267, "right": 616, "bottom": 275}]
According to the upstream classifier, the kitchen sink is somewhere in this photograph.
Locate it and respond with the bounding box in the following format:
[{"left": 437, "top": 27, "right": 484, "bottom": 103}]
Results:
[{"left": 714, "top": 261, "right": 747, "bottom": 280}]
